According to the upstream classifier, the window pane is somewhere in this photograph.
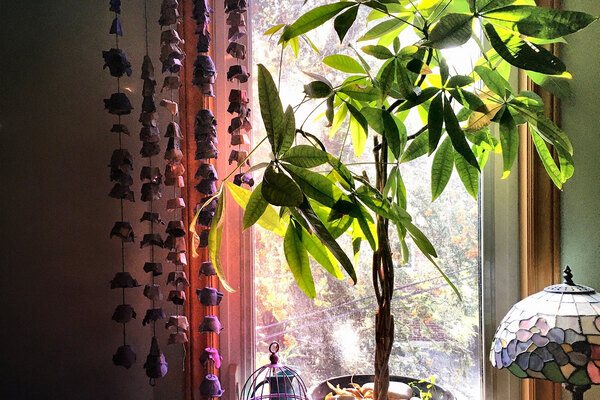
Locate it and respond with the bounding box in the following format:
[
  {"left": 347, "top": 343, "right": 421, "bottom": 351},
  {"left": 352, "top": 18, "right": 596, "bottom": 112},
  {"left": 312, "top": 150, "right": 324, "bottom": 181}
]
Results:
[{"left": 251, "top": 2, "right": 482, "bottom": 399}]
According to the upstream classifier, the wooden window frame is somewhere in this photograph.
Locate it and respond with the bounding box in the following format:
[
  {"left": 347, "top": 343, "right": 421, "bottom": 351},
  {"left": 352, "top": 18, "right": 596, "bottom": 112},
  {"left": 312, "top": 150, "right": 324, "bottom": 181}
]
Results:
[{"left": 519, "top": 1, "right": 563, "bottom": 399}]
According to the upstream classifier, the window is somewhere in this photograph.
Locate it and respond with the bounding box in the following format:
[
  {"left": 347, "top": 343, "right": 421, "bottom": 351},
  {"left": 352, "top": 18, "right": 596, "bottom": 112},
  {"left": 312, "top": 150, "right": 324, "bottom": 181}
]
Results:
[{"left": 244, "top": 2, "right": 520, "bottom": 400}]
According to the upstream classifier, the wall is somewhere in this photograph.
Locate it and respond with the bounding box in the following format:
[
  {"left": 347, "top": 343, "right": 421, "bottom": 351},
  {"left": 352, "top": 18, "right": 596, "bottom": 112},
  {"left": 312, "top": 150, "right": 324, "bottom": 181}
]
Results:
[
  {"left": 0, "top": 0, "right": 183, "bottom": 398},
  {"left": 561, "top": 1, "right": 600, "bottom": 399},
  {"left": 561, "top": 3, "right": 600, "bottom": 293}
]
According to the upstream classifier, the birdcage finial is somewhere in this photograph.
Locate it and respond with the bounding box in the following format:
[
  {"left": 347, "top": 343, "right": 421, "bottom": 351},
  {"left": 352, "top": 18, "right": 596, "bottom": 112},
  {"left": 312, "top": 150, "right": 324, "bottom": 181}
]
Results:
[{"left": 269, "top": 342, "right": 280, "bottom": 365}]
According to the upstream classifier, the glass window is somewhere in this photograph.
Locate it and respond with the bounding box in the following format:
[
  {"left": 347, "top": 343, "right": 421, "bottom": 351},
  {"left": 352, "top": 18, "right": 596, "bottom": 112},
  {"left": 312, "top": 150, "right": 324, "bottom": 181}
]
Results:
[{"left": 248, "top": 2, "right": 510, "bottom": 400}]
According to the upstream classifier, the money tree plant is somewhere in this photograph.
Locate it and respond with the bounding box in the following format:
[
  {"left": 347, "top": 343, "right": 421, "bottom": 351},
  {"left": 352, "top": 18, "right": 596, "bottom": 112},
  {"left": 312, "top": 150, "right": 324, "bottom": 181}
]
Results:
[{"left": 196, "top": 1, "right": 597, "bottom": 399}]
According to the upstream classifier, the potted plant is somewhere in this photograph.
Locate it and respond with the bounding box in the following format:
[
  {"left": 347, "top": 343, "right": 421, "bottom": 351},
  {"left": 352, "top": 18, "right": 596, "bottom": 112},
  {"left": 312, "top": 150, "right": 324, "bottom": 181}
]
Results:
[{"left": 196, "top": 0, "right": 597, "bottom": 399}]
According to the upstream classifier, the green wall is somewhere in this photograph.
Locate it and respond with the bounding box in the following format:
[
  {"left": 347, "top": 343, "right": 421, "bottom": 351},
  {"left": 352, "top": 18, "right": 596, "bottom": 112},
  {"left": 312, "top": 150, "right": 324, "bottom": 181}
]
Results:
[
  {"left": 561, "top": 3, "right": 600, "bottom": 397},
  {"left": 561, "top": 1, "right": 600, "bottom": 290}
]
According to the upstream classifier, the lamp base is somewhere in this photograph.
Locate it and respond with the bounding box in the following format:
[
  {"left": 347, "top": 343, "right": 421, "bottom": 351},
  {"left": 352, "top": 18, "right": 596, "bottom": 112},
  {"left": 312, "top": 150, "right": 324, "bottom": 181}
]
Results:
[{"left": 563, "top": 383, "right": 591, "bottom": 400}]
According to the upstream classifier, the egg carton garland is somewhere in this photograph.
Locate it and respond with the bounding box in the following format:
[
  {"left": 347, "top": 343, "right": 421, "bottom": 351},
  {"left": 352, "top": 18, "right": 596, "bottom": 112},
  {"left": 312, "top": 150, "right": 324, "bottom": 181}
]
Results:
[
  {"left": 103, "top": 0, "right": 139, "bottom": 370},
  {"left": 157, "top": 2, "right": 190, "bottom": 373}
]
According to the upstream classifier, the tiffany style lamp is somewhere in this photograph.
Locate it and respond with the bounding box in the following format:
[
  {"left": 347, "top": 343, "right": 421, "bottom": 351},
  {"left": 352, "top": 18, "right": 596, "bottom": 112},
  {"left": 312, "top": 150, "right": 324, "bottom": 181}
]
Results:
[{"left": 491, "top": 267, "right": 600, "bottom": 400}]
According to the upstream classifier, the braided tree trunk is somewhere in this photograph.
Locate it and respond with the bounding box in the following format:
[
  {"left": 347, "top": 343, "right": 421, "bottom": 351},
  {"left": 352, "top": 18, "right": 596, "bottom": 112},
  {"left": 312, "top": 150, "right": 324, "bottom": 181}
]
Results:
[{"left": 373, "top": 137, "right": 394, "bottom": 400}]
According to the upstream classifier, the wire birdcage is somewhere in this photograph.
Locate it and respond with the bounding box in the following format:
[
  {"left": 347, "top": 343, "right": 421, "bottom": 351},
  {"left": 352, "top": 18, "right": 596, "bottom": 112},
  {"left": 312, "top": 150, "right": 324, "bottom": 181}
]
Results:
[{"left": 241, "top": 343, "right": 309, "bottom": 400}]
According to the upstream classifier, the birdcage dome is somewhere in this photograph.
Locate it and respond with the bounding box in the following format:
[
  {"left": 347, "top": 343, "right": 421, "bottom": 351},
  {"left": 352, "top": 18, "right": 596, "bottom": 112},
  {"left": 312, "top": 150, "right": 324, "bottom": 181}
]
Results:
[{"left": 241, "top": 343, "right": 309, "bottom": 400}]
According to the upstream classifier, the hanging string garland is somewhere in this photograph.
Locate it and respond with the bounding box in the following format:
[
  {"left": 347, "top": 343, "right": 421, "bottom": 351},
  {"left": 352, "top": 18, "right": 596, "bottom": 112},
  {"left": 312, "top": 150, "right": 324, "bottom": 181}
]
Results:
[
  {"left": 158, "top": 0, "right": 190, "bottom": 376},
  {"left": 190, "top": 0, "right": 227, "bottom": 396},
  {"left": 104, "top": 0, "right": 139, "bottom": 370},
  {"left": 205, "top": 0, "right": 258, "bottom": 244},
  {"left": 224, "top": 0, "right": 253, "bottom": 188},
  {"left": 139, "top": 0, "right": 168, "bottom": 386}
]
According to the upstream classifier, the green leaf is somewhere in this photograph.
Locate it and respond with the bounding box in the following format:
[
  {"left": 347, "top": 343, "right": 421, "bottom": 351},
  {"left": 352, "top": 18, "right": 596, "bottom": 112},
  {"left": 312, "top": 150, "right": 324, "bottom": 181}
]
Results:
[
  {"left": 404, "top": 219, "right": 437, "bottom": 257},
  {"left": 426, "top": 13, "right": 474, "bottom": 49},
  {"left": 323, "top": 54, "right": 365, "bottom": 74},
  {"left": 393, "top": 37, "right": 401, "bottom": 53},
  {"left": 355, "top": 186, "right": 399, "bottom": 222},
  {"left": 350, "top": 114, "right": 367, "bottom": 157},
  {"left": 304, "top": 81, "right": 333, "bottom": 98},
  {"left": 300, "top": 227, "right": 344, "bottom": 279},
  {"left": 358, "top": 17, "right": 408, "bottom": 41},
  {"left": 513, "top": 104, "right": 573, "bottom": 154},
  {"left": 226, "top": 182, "right": 285, "bottom": 236},
  {"left": 264, "top": 24, "right": 286, "bottom": 36},
  {"left": 297, "top": 199, "right": 357, "bottom": 283},
  {"left": 482, "top": 6, "right": 598, "bottom": 39},
  {"left": 444, "top": 96, "right": 480, "bottom": 170},
  {"left": 361, "top": 107, "right": 402, "bottom": 158},
  {"left": 334, "top": 5, "right": 359, "bottom": 43},
  {"left": 283, "top": 163, "right": 344, "bottom": 208},
  {"left": 328, "top": 155, "right": 355, "bottom": 189},
  {"left": 379, "top": 59, "right": 396, "bottom": 99},
  {"left": 330, "top": 102, "right": 348, "bottom": 137},
  {"left": 281, "top": 145, "right": 329, "bottom": 168},
  {"left": 280, "top": 2, "right": 355, "bottom": 42},
  {"left": 347, "top": 102, "right": 369, "bottom": 156},
  {"left": 258, "top": 64, "right": 285, "bottom": 154},
  {"left": 527, "top": 71, "right": 574, "bottom": 103},
  {"left": 289, "top": 36, "right": 300, "bottom": 57},
  {"left": 484, "top": 23, "right": 566, "bottom": 75},
  {"left": 439, "top": 54, "right": 449, "bottom": 84},
  {"left": 467, "top": 127, "right": 499, "bottom": 151},
  {"left": 326, "top": 96, "right": 335, "bottom": 127},
  {"left": 280, "top": 105, "right": 296, "bottom": 154},
  {"left": 431, "top": 137, "right": 454, "bottom": 201},
  {"left": 397, "top": 87, "right": 440, "bottom": 111},
  {"left": 352, "top": 235, "right": 362, "bottom": 266},
  {"left": 531, "top": 130, "right": 563, "bottom": 189},
  {"left": 355, "top": 203, "right": 377, "bottom": 251},
  {"left": 284, "top": 222, "right": 316, "bottom": 298},
  {"left": 449, "top": 88, "right": 486, "bottom": 112},
  {"left": 474, "top": 65, "right": 509, "bottom": 98},
  {"left": 208, "top": 192, "right": 235, "bottom": 292},
  {"left": 498, "top": 110, "right": 518, "bottom": 179},
  {"left": 446, "top": 75, "right": 474, "bottom": 88},
  {"left": 262, "top": 164, "right": 303, "bottom": 206},
  {"left": 454, "top": 150, "right": 480, "bottom": 198},
  {"left": 361, "top": 45, "right": 394, "bottom": 59},
  {"left": 428, "top": 93, "right": 444, "bottom": 154},
  {"left": 395, "top": 61, "right": 414, "bottom": 100},
  {"left": 310, "top": 200, "right": 353, "bottom": 239},
  {"left": 557, "top": 146, "right": 574, "bottom": 183},
  {"left": 340, "top": 84, "right": 380, "bottom": 102},
  {"left": 512, "top": 92, "right": 542, "bottom": 113},
  {"left": 241, "top": 183, "right": 269, "bottom": 230},
  {"left": 400, "top": 130, "right": 429, "bottom": 163}
]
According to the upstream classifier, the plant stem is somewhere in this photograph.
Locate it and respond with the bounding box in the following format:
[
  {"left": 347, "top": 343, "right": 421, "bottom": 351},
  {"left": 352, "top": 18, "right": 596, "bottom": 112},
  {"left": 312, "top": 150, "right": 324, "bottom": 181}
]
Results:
[{"left": 373, "top": 134, "right": 395, "bottom": 400}]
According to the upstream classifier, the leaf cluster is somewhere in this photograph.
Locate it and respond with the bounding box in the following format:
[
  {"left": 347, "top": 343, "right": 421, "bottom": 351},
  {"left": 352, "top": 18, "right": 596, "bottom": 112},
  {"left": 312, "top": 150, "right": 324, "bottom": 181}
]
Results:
[{"left": 205, "top": 0, "right": 596, "bottom": 297}]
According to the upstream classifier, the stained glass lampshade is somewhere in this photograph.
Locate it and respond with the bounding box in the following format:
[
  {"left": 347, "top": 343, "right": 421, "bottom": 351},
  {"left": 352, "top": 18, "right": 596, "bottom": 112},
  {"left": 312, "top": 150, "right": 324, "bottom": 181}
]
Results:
[{"left": 490, "top": 267, "right": 600, "bottom": 400}]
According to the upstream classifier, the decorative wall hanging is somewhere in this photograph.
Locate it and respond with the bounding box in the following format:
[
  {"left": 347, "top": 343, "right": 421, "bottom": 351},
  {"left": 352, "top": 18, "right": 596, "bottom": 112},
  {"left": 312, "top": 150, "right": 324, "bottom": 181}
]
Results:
[
  {"left": 158, "top": 0, "right": 190, "bottom": 367},
  {"left": 104, "top": 0, "right": 139, "bottom": 370},
  {"left": 186, "top": 0, "right": 231, "bottom": 397},
  {"left": 139, "top": 0, "right": 168, "bottom": 385}
]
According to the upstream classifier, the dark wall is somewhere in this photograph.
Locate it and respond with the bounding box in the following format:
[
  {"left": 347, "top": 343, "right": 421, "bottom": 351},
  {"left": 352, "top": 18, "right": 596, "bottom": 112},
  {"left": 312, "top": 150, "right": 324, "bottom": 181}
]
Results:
[{"left": 0, "top": 1, "right": 183, "bottom": 398}]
